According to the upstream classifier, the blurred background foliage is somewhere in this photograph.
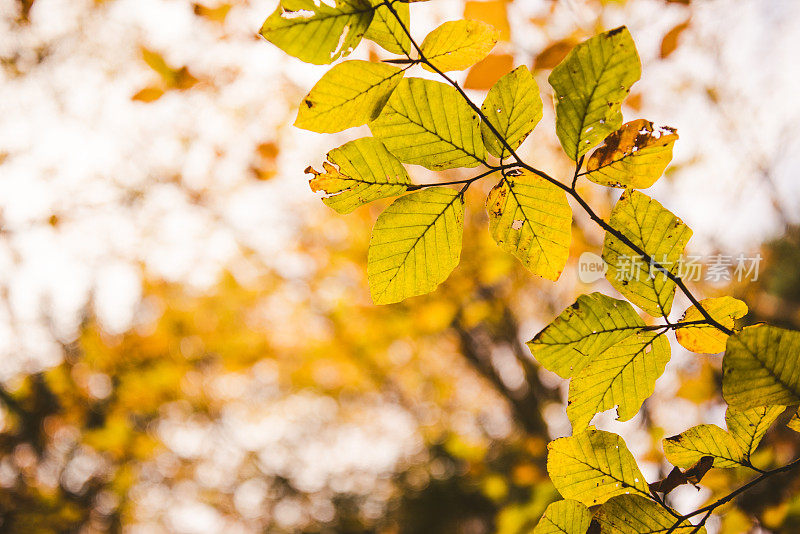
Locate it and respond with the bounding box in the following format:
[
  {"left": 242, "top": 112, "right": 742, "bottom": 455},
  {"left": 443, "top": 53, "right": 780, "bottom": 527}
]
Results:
[{"left": 1, "top": 0, "right": 800, "bottom": 532}]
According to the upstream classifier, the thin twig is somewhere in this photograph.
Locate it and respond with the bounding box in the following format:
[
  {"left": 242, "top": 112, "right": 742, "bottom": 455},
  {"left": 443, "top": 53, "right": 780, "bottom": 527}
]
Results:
[{"left": 664, "top": 457, "right": 800, "bottom": 534}]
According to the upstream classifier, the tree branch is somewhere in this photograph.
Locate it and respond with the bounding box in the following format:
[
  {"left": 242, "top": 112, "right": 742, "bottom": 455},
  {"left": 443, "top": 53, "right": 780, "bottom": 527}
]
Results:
[{"left": 380, "top": 0, "right": 732, "bottom": 336}]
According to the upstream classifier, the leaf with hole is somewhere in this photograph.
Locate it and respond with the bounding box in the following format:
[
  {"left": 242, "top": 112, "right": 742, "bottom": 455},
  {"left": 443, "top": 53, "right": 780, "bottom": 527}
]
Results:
[
  {"left": 480, "top": 65, "right": 543, "bottom": 158},
  {"left": 306, "top": 137, "right": 412, "bottom": 214},
  {"left": 585, "top": 119, "right": 678, "bottom": 189},
  {"left": 486, "top": 171, "right": 571, "bottom": 281},
  {"left": 549, "top": 26, "right": 641, "bottom": 160},
  {"left": 364, "top": 0, "right": 410, "bottom": 54},
  {"left": 260, "top": 0, "right": 375, "bottom": 65}
]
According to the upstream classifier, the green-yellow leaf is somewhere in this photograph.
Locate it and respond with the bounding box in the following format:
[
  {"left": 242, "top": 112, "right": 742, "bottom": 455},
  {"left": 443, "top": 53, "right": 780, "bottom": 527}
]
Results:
[
  {"left": 568, "top": 330, "right": 670, "bottom": 432},
  {"left": 663, "top": 424, "right": 746, "bottom": 469},
  {"left": 597, "top": 495, "right": 706, "bottom": 534},
  {"left": 480, "top": 65, "right": 543, "bottom": 158},
  {"left": 260, "top": 0, "right": 374, "bottom": 65},
  {"left": 420, "top": 20, "right": 499, "bottom": 72},
  {"left": 726, "top": 405, "right": 785, "bottom": 459},
  {"left": 675, "top": 297, "right": 748, "bottom": 354},
  {"left": 549, "top": 26, "right": 641, "bottom": 160},
  {"left": 295, "top": 61, "right": 404, "bottom": 133},
  {"left": 533, "top": 500, "right": 592, "bottom": 534},
  {"left": 723, "top": 325, "right": 800, "bottom": 410},
  {"left": 602, "top": 190, "right": 692, "bottom": 317},
  {"left": 486, "top": 171, "right": 571, "bottom": 281},
  {"left": 527, "top": 293, "right": 645, "bottom": 379},
  {"left": 367, "top": 187, "right": 463, "bottom": 304},
  {"left": 306, "top": 137, "right": 412, "bottom": 214},
  {"left": 585, "top": 119, "right": 678, "bottom": 189},
  {"left": 547, "top": 429, "right": 650, "bottom": 506},
  {"left": 364, "top": 0, "right": 410, "bottom": 55},
  {"left": 370, "top": 77, "right": 486, "bottom": 169}
]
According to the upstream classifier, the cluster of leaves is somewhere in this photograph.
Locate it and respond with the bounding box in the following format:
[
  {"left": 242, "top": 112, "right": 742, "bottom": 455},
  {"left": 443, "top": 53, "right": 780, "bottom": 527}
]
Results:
[{"left": 261, "top": 1, "right": 800, "bottom": 531}]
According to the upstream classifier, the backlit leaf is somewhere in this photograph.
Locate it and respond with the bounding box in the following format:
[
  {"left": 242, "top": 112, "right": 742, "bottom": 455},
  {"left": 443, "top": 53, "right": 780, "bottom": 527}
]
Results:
[
  {"left": 367, "top": 187, "right": 464, "bottom": 304},
  {"left": 420, "top": 20, "right": 499, "bottom": 72},
  {"left": 597, "top": 495, "right": 706, "bottom": 534},
  {"left": 722, "top": 325, "right": 800, "bottom": 410},
  {"left": 306, "top": 137, "right": 412, "bottom": 214},
  {"left": 480, "top": 65, "right": 543, "bottom": 159},
  {"left": 549, "top": 27, "right": 641, "bottom": 160},
  {"left": 260, "top": 0, "right": 374, "bottom": 65},
  {"left": 364, "top": 0, "right": 410, "bottom": 55},
  {"left": 663, "top": 424, "right": 746, "bottom": 469},
  {"left": 485, "top": 171, "right": 571, "bottom": 280},
  {"left": 585, "top": 119, "right": 678, "bottom": 189},
  {"left": 602, "top": 190, "right": 692, "bottom": 317},
  {"left": 547, "top": 429, "right": 650, "bottom": 506},
  {"left": 676, "top": 297, "right": 748, "bottom": 354},
  {"left": 370, "top": 77, "right": 486, "bottom": 169},
  {"left": 567, "top": 330, "right": 670, "bottom": 432},
  {"left": 295, "top": 61, "right": 404, "bottom": 133},
  {"left": 726, "top": 405, "right": 785, "bottom": 459},
  {"left": 533, "top": 500, "right": 592, "bottom": 534},
  {"left": 527, "top": 293, "right": 645, "bottom": 379}
]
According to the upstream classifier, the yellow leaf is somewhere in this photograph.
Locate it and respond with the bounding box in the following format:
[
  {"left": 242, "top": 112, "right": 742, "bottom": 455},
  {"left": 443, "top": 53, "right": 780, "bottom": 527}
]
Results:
[
  {"left": 533, "top": 500, "right": 591, "bottom": 534},
  {"left": 567, "top": 330, "right": 671, "bottom": 432},
  {"left": 367, "top": 187, "right": 464, "bottom": 304},
  {"left": 295, "top": 60, "right": 404, "bottom": 133},
  {"left": 663, "top": 424, "right": 747, "bottom": 469},
  {"left": 364, "top": 0, "right": 410, "bottom": 54},
  {"left": 675, "top": 296, "right": 748, "bottom": 354},
  {"left": 260, "top": 0, "right": 374, "bottom": 65},
  {"left": 547, "top": 429, "right": 650, "bottom": 506},
  {"left": 370, "top": 77, "right": 486, "bottom": 170},
  {"left": 549, "top": 27, "right": 641, "bottom": 160},
  {"left": 585, "top": 119, "right": 678, "bottom": 189},
  {"left": 486, "top": 171, "right": 571, "bottom": 280},
  {"left": 597, "top": 495, "right": 705, "bottom": 534},
  {"left": 420, "top": 20, "right": 499, "bottom": 72},
  {"left": 306, "top": 137, "right": 412, "bottom": 214},
  {"left": 480, "top": 65, "right": 542, "bottom": 158},
  {"left": 723, "top": 325, "right": 800, "bottom": 410},
  {"left": 602, "top": 190, "right": 693, "bottom": 317}
]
